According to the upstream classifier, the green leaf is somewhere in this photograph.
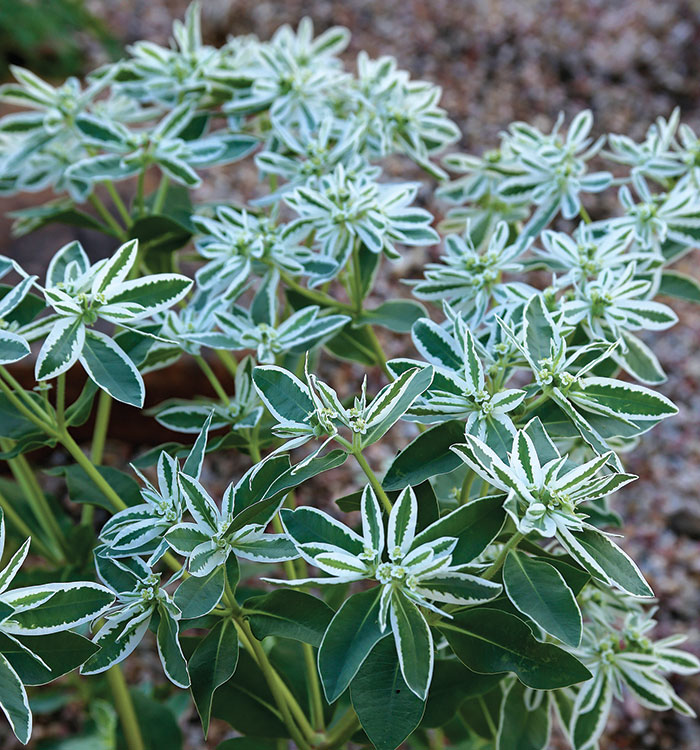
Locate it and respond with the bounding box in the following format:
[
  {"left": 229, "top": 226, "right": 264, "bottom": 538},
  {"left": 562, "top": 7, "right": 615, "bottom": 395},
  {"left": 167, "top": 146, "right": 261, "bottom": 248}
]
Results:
[
  {"left": 412, "top": 495, "right": 505, "bottom": 566},
  {"left": 252, "top": 365, "right": 313, "bottom": 424},
  {"left": 354, "top": 300, "right": 428, "bottom": 333},
  {"left": 421, "top": 660, "right": 501, "bottom": 728},
  {"left": 659, "top": 269, "right": 700, "bottom": 303},
  {"left": 324, "top": 322, "right": 378, "bottom": 366},
  {"left": 245, "top": 590, "right": 334, "bottom": 647},
  {"left": 129, "top": 215, "right": 192, "bottom": 273},
  {"left": 497, "top": 679, "right": 551, "bottom": 750},
  {"left": 35, "top": 316, "right": 84, "bottom": 380},
  {"left": 2, "top": 582, "right": 114, "bottom": 635},
  {"left": 80, "top": 330, "right": 145, "bottom": 407},
  {"left": 390, "top": 591, "right": 433, "bottom": 700},
  {"left": 440, "top": 608, "right": 592, "bottom": 689},
  {"left": 49, "top": 463, "right": 141, "bottom": 511},
  {"left": 0, "top": 631, "right": 98, "bottom": 686},
  {"left": 570, "top": 377, "right": 677, "bottom": 422},
  {"left": 318, "top": 587, "right": 387, "bottom": 702},
  {"left": 157, "top": 607, "right": 189, "bottom": 688},
  {"left": 350, "top": 638, "right": 425, "bottom": 750},
  {"left": 558, "top": 526, "right": 653, "bottom": 597},
  {"left": 383, "top": 421, "right": 465, "bottom": 490},
  {"left": 211, "top": 650, "right": 287, "bottom": 737},
  {"left": 216, "top": 740, "right": 278, "bottom": 750},
  {"left": 363, "top": 367, "right": 434, "bottom": 446},
  {"left": 9, "top": 199, "right": 106, "bottom": 238},
  {"left": 0, "top": 653, "right": 30, "bottom": 744},
  {"left": 189, "top": 619, "right": 239, "bottom": 736},
  {"left": 503, "top": 551, "right": 582, "bottom": 647},
  {"left": 129, "top": 687, "right": 183, "bottom": 750},
  {"left": 174, "top": 565, "right": 225, "bottom": 619}
]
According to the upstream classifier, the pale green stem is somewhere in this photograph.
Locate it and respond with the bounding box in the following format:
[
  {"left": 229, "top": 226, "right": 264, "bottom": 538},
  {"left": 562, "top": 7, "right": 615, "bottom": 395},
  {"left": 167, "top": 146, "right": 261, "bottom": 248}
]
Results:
[
  {"left": 88, "top": 193, "right": 127, "bottom": 240},
  {"left": 152, "top": 175, "right": 170, "bottom": 214},
  {"left": 103, "top": 181, "right": 132, "bottom": 227},
  {"left": 1, "top": 442, "right": 66, "bottom": 559},
  {"left": 483, "top": 532, "right": 524, "bottom": 580},
  {"left": 352, "top": 448, "right": 393, "bottom": 514},
  {"left": 0, "top": 486, "right": 56, "bottom": 561},
  {"left": 216, "top": 349, "right": 238, "bottom": 378},
  {"left": 460, "top": 469, "right": 476, "bottom": 504},
  {"left": 82, "top": 390, "right": 113, "bottom": 526},
  {"left": 321, "top": 708, "right": 361, "bottom": 749},
  {"left": 106, "top": 665, "right": 145, "bottom": 750},
  {"left": 194, "top": 355, "right": 229, "bottom": 403}
]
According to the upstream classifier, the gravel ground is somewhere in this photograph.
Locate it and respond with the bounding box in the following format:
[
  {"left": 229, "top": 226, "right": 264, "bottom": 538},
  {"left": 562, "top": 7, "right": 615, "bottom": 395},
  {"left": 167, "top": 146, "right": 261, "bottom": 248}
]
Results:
[{"left": 3, "top": 1, "right": 700, "bottom": 748}]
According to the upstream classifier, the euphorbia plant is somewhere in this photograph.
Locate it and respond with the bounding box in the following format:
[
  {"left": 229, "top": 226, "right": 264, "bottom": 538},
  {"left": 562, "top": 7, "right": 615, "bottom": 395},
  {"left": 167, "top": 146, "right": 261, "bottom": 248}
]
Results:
[{"left": 0, "top": 4, "right": 697, "bottom": 749}]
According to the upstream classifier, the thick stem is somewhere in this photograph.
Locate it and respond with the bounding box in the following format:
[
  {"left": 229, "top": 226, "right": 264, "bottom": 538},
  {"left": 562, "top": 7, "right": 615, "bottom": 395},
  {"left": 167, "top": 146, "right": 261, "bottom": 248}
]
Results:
[
  {"left": 106, "top": 665, "right": 145, "bottom": 750},
  {"left": 135, "top": 169, "right": 146, "bottom": 218},
  {"left": 0, "top": 485, "right": 56, "bottom": 561},
  {"left": 90, "top": 391, "right": 112, "bottom": 465},
  {"left": 460, "top": 469, "right": 476, "bottom": 504},
  {"left": 321, "top": 708, "right": 361, "bottom": 749},
  {"left": 152, "top": 175, "right": 170, "bottom": 214},
  {"left": 58, "top": 430, "right": 127, "bottom": 513},
  {"left": 82, "top": 390, "right": 113, "bottom": 527},
  {"left": 194, "top": 355, "right": 229, "bottom": 403},
  {"left": 216, "top": 349, "right": 238, "bottom": 378},
  {"left": 1, "top": 444, "right": 66, "bottom": 559},
  {"left": 352, "top": 449, "right": 393, "bottom": 514},
  {"left": 88, "top": 193, "right": 127, "bottom": 240},
  {"left": 483, "top": 532, "right": 524, "bottom": 580},
  {"left": 103, "top": 181, "right": 132, "bottom": 227},
  {"left": 271, "top": 512, "right": 325, "bottom": 732},
  {"left": 365, "top": 325, "right": 391, "bottom": 379}
]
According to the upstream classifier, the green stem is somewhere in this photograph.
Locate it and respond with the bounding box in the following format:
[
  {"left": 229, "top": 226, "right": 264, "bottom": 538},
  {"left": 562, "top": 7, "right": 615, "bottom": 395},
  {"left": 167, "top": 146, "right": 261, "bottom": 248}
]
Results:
[
  {"left": 237, "top": 617, "right": 314, "bottom": 750},
  {"left": 58, "top": 429, "right": 127, "bottom": 513},
  {"left": 271, "top": 511, "right": 325, "bottom": 732},
  {"left": 429, "top": 728, "right": 446, "bottom": 750},
  {"left": 350, "top": 243, "right": 364, "bottom": 314},
  {"left": 216, "top": 349, "right": 238, "bottom": 378},
  {"left": 0, "top": 368, "right": 53, "bottom": 423},
  {"left": 365, "top": 325, "right": 391, "bottom": 378},
  {"left": 0, "top": 486, "right": 55, "bottom": 561},
  {"left": 579, "top": 203, "right": 592, "bottom": 225},
  {"left": 483, "top": 532, "right": 524, "bottom": 580},
  {"left": 103, "top": 181, "right": 132, "bottom": 227},
  {"left": 194, "top": 355, "right": 229, "bottom": 403},
  {"left": 136, "top": 169, "right": 146, "bottom": 217},
  {"left": 1, "top": 444, "right": 66, "bottom": 559},
  {"left": 90, "top": 391, "right": 112, "bottom": 465},
  {"left": 88, "top": 194, "right": 127, "bottom": 240},
  {"left": 352, "top": 449, "right": 393, "bottom": 514},
  {"left": 321, "top": 708, "right": 361, "bottom": 749},
  {"left": 82, "top": 390, "right": 113, "bottom": 527},
  {"left": 152, "top": 175, "right": 170, "bottom": 214},
  {"left": 55, "top": 373, "right": 66, "bottom": 430},
  {"left": 523, "top": 391, "right": 549, "bottom": 417},
  {"left": 478, "top": 695, "right": 498, "bottom": 736},
  {"left": 460, "top": 469, "right": 476, "bottom": 504},
  {"left": 278, "top": 270, "right": 353, "bottom": 312},
  {"left": 106, "top": 665, "right": 145, "bottom": 750}
]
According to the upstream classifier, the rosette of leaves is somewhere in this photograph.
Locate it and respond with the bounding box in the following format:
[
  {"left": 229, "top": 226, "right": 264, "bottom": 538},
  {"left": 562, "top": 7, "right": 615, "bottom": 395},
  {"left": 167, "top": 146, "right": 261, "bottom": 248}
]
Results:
[
  {"left": 153, "top": 355, "right": 263, "bottom": 435},
  {"left": 498, "top": 294, "right": 677, "bottom": 460},
  {"left": 268, "top": 485, "right": 502, "bottom": 701},
  {"left": 409, "top": 220, "right": 527, "bottom": 325},
  {"left": 389, "top": 315, "right": 526, "bottom": 456},
  {"left": 34, "top": 238, "right": 192, "bottom": 406},
  {"left": 98, "top": 414, "right": 212, "bottom": 563},
  {"left": 452, "top": 419, "right": 651, "bottom": 599},
  {"left": 569, "top": 606, "right": 699, "bottom": 749},
  {"left": 80, "top": 554, "right": 189, "bottom": 688},
  {"left": 252, "top": 360, "right": 433, "bottom": 466},
  {"left": 283, "top": 165, "right": 439, "bottom": 277},
  {"left": 189, "top": 270, "right": 350, "bottom": 362}
]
